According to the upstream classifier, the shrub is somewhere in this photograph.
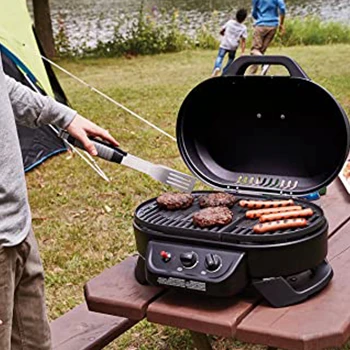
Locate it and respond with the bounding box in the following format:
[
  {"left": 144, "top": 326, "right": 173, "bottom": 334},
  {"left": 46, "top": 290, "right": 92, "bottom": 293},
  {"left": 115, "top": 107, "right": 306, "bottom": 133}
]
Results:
[
  {"left": 54, "top": 5, "right": 350, "bottom": 59},
  {"left": 274, "top": 17, "right": 350, "bottom": 47}
]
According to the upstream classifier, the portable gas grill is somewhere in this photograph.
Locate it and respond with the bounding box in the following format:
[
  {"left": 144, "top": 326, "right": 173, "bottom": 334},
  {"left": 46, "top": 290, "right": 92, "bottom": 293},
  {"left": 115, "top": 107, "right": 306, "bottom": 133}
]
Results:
[{"left": 134, "top": 56, "right": 350, "bottom": 307}]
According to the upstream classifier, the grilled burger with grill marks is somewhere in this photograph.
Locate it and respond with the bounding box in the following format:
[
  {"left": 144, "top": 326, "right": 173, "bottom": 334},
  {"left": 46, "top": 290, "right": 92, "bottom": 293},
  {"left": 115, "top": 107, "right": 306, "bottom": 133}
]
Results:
[
  {"left": 193, "top": 207, "right": 233, "bottom": 228},
  {"left": 199, "top": 192, "right": 236, "bottom": 208},
  {"left": 157, "top": 193, "right": 194, "bottom": 210}
]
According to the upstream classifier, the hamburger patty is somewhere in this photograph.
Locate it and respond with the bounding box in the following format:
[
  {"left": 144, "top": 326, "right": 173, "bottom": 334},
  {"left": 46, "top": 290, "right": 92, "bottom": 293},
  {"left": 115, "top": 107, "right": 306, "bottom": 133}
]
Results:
[
  {"left": 199, "top": 192, "right": 235, "bottom": 208},
  {"left": 193, "top": 207, "right": 233, "bottom": 228},
  {"left": 157, "top": 192, "right": 194, "bottom": 210}
]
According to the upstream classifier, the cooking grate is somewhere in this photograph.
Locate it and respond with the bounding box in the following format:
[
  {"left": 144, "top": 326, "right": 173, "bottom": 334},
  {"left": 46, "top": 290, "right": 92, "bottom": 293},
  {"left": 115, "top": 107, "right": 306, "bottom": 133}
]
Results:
[{"left": 134, "top": 192, "right": 325, "bottom": 244}]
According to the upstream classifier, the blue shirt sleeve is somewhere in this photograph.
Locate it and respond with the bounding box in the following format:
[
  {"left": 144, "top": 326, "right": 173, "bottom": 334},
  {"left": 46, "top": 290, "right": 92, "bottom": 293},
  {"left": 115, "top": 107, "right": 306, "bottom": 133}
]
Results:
[
  {"left": 252, "top": 0, "right": 258, "bottom": 20},
  {"left": 277, "top": 0, "right": 286, "bottom": 15}
]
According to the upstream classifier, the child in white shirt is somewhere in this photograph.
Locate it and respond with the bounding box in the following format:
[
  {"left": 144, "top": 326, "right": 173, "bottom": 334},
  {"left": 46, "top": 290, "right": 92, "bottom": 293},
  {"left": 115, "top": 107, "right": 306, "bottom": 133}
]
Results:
[{"left": 212, "top": 8, "right": 248, "bottom": 76}]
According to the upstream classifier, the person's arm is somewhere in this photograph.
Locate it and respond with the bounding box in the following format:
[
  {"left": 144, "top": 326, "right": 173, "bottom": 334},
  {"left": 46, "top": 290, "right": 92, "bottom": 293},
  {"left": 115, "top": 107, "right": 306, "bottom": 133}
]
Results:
[
  {"left": 5, "top": 74, "right": 118, "bottom": 155},
  {"left": 240, "top": 27, "right": 248, "bottom": 55},
  {"left": 6, "top": 74, "right": 76, "bottom": 129},
  {"left": 240, "top": 38, "right": 246, "bottom": 55},
  {"left": 220, "top": 21, "right": 228, "bottom": 36},
  {"left": 252, "top": 0, "right": 259, "bottom": 20},
  {"left": 277, "top": 0, "right": 286, "bottom": 34}
]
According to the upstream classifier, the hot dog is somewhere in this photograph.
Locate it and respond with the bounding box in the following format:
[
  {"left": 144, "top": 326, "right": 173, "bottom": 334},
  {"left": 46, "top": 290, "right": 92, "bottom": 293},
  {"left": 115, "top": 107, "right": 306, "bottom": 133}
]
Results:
[
  {"left": 253, "top": 218, "right": 307, "bottom": 234},
  {"left": 259, "top": 208, "right": 314, "bottom": 223},
  {"left": 245, "top": 205, "right": 303, "bottom": 219},
  {"left": 239, "top": 199, "right": 294, "bottom": 209}
]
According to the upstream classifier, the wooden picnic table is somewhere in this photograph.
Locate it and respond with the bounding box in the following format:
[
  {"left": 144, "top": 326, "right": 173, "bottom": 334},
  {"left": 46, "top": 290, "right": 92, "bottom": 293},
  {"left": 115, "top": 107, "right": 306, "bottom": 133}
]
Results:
[{"left": 85, "top": 178, "right": 350, "bottom": 350}]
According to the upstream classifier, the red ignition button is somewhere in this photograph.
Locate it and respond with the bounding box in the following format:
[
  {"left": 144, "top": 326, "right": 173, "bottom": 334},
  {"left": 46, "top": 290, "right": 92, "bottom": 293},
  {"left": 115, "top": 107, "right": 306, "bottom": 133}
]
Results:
[{"left": 160, "top": 251, "right": 171, "bottom": 262}]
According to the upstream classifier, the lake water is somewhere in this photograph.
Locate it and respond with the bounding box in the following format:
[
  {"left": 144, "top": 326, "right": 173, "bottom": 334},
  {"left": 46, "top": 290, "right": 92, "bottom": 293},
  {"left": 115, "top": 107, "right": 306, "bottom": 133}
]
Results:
[{"left": 26, "top": 0, "right": 350, "bottom": 49}]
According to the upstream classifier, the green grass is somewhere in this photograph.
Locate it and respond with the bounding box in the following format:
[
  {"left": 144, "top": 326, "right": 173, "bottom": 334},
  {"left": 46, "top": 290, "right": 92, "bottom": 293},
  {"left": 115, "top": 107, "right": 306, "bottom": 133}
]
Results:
[{"left": 27, "top": 45, "right": 350, "bottom": 349}]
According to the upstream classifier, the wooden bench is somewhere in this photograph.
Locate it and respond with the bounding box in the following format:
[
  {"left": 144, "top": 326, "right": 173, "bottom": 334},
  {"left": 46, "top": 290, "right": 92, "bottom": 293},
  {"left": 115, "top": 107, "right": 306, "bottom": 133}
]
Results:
[
  {"left": 84, "top": 179, "right": 350, "bottom": 350},
  {"left": 50, "top": 302, "right": 137, "bottom": 350}
]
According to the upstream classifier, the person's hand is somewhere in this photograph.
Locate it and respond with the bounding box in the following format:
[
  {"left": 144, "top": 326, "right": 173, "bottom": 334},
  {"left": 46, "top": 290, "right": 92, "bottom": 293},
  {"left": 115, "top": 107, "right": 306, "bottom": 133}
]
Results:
[
  {"left": 66, "top": 115, "right": 119, "bottom": 156},
  {"left": 279, "top": 24, "right": 285, "bottom": 35}
]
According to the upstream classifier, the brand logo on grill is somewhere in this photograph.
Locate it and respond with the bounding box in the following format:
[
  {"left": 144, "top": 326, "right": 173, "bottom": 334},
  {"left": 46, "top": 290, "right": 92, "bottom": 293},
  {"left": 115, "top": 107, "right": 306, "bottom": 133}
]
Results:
[{"left": 157, "top": 277, "right": 206, "bottom": 292}]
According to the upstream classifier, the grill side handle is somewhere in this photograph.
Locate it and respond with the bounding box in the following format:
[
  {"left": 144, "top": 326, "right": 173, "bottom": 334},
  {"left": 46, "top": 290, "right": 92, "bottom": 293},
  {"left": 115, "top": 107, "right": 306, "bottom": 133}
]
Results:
[
  {"left": 225, "top": 55, "right": 309, "bottom": 79},
  {"left": 252, "top": 260, "right": 333, "bottom": 307}
]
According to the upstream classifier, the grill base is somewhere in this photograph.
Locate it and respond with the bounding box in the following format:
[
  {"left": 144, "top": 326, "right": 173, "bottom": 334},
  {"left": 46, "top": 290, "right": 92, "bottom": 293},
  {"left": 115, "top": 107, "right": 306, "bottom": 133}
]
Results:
[
  {"left": 134, "top": 220, "right": 330, "bottom": 307},
  {"left": 134, "top": 218, "right": 328, "bottom": 279},
  {"left": 135, "top": 253, "right": 333, "bottom": 307}
]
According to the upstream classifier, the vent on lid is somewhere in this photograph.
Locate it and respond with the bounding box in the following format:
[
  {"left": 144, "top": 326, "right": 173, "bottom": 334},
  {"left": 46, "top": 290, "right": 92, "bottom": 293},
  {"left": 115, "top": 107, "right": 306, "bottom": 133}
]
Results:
[{"left": 233, "top": 175, "right": 299, "bottom": 193}]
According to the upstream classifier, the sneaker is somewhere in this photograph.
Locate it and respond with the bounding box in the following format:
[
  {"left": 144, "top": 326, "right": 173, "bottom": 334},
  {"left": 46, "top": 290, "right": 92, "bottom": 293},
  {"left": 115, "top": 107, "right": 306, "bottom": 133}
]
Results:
[{"left": 212, "top": 68, "right": 221, "bottom": 77}]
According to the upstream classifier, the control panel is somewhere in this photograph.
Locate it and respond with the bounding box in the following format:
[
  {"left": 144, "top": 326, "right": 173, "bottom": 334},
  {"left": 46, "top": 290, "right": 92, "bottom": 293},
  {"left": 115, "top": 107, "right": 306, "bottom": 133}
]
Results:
[{"left": 145, "top": 241, "right": 246, "bottom": 295}]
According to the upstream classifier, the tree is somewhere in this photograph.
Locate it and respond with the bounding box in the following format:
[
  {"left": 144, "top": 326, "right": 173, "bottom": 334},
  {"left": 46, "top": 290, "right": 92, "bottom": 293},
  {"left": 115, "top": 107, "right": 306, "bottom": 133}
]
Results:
[{"left": 32, "top": 0, "right": 56, "bottom": 58}]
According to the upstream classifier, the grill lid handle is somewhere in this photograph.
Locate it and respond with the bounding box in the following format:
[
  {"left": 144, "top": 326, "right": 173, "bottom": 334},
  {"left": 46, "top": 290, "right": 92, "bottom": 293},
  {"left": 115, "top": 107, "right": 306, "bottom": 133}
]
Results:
[{"left": 225, "top": 55, "right": 309, "bottom": 79}]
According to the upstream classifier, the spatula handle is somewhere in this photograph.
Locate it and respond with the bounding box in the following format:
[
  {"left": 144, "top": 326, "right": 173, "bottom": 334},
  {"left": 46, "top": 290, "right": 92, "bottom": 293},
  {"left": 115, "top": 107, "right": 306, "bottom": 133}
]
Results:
[{"left": 59, "top": 130, "right": 127, "bottom": 164}]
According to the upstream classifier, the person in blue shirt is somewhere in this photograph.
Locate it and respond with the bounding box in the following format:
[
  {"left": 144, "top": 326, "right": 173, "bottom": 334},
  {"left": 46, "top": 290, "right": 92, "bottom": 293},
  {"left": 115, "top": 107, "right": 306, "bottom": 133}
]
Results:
[{"left": 250, "top": 0, "right": 286, "bottom": 74}]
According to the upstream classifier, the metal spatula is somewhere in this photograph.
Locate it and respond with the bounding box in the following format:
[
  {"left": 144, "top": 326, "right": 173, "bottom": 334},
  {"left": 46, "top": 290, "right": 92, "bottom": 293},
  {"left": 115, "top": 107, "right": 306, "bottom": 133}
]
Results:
[{"left": 59, "top": 131, "right": 197, "bottom": 192}]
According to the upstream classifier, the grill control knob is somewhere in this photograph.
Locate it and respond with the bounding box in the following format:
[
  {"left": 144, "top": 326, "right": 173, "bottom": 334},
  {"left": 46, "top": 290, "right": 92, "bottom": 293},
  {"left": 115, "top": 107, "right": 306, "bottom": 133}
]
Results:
[
  {"left": 180, "top": 252, "right": 198, "bottom": 268},
  {"left": 205, "top": 254, "right": 221, "bottom": 272}
]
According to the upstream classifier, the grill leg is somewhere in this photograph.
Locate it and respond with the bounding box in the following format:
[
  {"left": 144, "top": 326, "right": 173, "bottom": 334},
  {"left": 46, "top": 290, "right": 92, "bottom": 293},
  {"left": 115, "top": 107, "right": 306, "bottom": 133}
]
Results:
[{"left": 190, "top": 331, "right": 212, "bottom": 350}]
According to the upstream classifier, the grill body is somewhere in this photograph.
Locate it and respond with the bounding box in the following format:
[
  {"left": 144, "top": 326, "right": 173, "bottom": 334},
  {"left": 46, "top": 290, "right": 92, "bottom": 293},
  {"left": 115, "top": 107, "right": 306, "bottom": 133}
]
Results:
[{"left": 134, "top": 193, "right": 330, "bottom": 307}]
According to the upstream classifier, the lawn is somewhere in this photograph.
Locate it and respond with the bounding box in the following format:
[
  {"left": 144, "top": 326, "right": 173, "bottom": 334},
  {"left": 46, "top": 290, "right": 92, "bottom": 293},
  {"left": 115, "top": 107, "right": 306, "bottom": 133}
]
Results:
[{"left": 26, "top": 45, "right": 350, "bottom": 349}]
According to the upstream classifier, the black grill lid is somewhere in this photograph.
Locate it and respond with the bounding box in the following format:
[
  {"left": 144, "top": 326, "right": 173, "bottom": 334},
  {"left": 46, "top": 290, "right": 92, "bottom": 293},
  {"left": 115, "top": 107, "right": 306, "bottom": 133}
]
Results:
[{"left": 177, "top": 56, "right": 350, "bottom": 196}]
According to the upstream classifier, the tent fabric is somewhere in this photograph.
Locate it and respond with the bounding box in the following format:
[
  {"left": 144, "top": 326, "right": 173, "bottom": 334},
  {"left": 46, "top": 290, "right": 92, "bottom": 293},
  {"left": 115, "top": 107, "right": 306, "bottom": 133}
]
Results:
[
  {"left": 0, "top": 0, "right": 53, "bottom": 95},
  {"left": 0, "top": 0, "right": 69, "bottom": 171},
  {"left": 2, "top": 51, "right": 67, "bottom": 171}
]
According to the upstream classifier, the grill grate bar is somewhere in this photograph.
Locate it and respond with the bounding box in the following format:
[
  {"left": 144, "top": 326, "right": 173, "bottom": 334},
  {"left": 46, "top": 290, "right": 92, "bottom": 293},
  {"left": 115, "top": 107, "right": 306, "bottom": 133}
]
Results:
[
  {"left": 243, "top": 228, "right": 254, "bottom": 235},
  {"left": 151, "top": 217, "right": 169, "bottom": 225},
  {"left": 218, "top": 217, "right": 245, "bottom": 233},
  {"left": 140, "top": 207, "right": 159, "bottom": 220},
  {"left": 146, "top": 212, "right": 162, "bottom": 222},
  {"left": 182, "top": 221, "right": 194, "bottom": 228}
]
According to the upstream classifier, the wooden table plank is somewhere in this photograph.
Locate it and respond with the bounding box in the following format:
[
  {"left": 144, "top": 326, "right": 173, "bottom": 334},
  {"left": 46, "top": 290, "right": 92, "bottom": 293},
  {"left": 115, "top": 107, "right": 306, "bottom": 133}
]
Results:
[
  {"left": 236, "top": 220, "right": 350, "bottom": 350},
  {"left": 317, "top": 179, "right": 350, "bottom": 235},
  {"left": 85, "top": 256, "right": 164, "bottom": 320},
  {"left": 147, "top": 290, "right": 260, "bottom": 338},
  {"left": 51, "top": 303, "right": 137, "bottom": 350}
]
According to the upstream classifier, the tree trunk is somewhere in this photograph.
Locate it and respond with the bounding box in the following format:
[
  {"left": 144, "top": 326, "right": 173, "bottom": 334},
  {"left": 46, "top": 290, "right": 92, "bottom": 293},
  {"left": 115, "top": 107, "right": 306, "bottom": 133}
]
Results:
[{"left": 32, "top": 0, "right": 56, "bottom": 58}]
